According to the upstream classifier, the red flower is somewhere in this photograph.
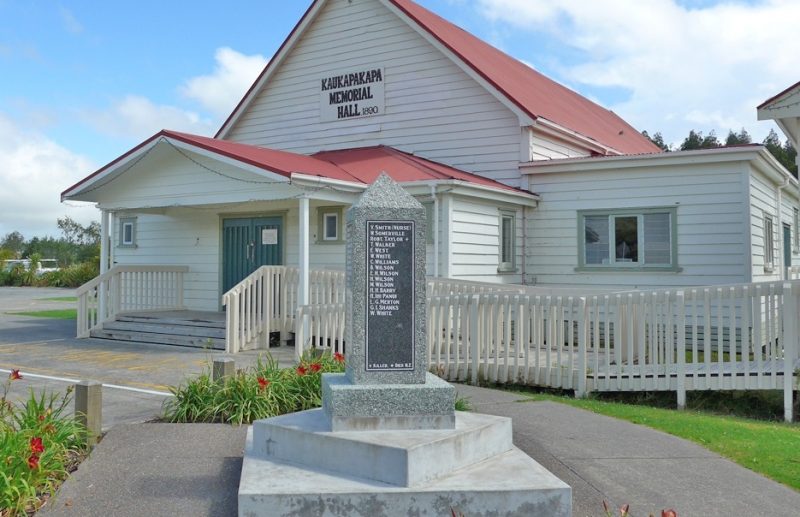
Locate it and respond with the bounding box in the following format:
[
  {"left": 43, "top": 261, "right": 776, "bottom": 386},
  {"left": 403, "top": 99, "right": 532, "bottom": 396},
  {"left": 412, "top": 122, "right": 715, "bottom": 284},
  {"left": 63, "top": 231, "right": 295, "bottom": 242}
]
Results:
[
  {"left": 27, "top": 454, "right": 40, "bottom": 469},
  {"left": 333, "top": 352, "right": 344, "bottom": 364},
  {"left": 296, "top": 366, "right": 307, "bottom": 376},
  {"left": 661, "top": 511, "right": 677, "bottom": 517},
  {"left": 9, "top": 369, "right": 22, "bottom": 380},
  {"left": 30, "top": 437, "right": 44, "bottom": 454},
  {"left": 257, "top": 377, "right": 270, "bottom": 391},
  {"left": 310, "top": 363, "right": 322, "bottom": 373}
]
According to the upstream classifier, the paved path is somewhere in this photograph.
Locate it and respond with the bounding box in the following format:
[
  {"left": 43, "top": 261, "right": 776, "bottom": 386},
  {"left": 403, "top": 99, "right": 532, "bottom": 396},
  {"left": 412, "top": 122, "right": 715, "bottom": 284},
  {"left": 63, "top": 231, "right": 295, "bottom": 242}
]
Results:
[{"left": 40, "top": 385, "right": 800, "bottom": 517}]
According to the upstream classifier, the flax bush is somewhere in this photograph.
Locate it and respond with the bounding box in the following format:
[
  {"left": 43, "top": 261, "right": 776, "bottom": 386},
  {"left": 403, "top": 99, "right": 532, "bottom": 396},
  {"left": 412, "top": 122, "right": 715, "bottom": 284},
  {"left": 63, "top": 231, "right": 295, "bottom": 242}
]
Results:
[
  {"left": 0, "top": 371, "right": 88, "bottom": 516},
  {"left": 162, "top": 351, "right": 346, "bottom": 425}
]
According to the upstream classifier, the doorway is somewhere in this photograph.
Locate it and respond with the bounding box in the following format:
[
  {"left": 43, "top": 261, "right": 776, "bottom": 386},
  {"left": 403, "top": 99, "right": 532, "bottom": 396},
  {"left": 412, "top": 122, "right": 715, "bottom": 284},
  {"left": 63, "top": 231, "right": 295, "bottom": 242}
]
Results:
[{"left": 222, "top": 216, "right": 283, "bottom": 293}]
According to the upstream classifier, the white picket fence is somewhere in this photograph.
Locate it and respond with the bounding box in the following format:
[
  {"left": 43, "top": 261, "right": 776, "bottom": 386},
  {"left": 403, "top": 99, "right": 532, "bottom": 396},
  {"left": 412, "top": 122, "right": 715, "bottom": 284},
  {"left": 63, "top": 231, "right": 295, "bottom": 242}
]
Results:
[
  {"left": 294, "top": 279, "right": 800, "bottom": 422},
  {"left": 75, "top": 265, "right": 188, "bottom": 338}
]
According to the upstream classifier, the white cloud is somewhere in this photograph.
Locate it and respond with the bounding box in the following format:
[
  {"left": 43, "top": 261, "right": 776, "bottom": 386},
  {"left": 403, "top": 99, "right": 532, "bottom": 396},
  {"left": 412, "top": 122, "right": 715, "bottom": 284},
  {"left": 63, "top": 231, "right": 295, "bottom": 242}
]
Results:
[
  {"left": 0, "top": 113, "right": 98, "bottom": 238},
  {"left": 180, "top": 47, "right": 267, "bottom": 117},
  {"left": 59, "top": 6, "right": 83, "bottom": 35},
  {"left": 476, "top": 0, "right": 800, "bottom": 147},
  {"left": 82, "top": 95, "right": 214, "bottom": 141}
]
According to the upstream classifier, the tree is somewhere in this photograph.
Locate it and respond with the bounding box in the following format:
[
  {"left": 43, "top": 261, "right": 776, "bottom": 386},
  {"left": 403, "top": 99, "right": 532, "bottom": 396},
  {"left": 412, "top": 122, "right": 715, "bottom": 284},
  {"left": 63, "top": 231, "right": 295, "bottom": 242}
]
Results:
[
  {"left": 57, "top": 216, "right": 100, "bottom": 246},
  {"left": 679, "top": 130, "right": 721, "bottom": 151},
  {"left": 1, "top": 231, "right": 25, "bottom": 255},
  {"left": 642, "top": 130, "right": 670, "bottom": 151},
  {"left": 725, "top": 128, "right": 751, "bottom": 146}
]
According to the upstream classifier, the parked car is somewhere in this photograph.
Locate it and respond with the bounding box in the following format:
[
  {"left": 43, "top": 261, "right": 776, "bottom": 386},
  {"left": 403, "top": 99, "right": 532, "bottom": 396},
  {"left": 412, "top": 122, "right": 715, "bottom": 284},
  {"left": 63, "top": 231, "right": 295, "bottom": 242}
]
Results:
[{"left": 2, "top": 259, "right": 60, "bottom": 275}]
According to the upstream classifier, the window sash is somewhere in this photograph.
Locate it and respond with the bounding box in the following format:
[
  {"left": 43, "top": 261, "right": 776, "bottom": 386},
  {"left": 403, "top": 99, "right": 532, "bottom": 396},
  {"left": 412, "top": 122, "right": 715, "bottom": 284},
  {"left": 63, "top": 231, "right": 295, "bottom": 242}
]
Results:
[
  {"left": 120, "top": 219, "right": 136, "bottom": 247},
  {"left": 580, "top": 209, "right": 674, "bottom": 268},
  {"left": 764, "top": 214, "right": 775, "bottom": 268},
  {"left": 322, "top": 213, "right": 339, "bottom": 241},
  {"left": 499, "top": 211, "right": 516, "bottom": 271},
  {"left": 794, "top": 208, "right": 799, "bottom": 252}
]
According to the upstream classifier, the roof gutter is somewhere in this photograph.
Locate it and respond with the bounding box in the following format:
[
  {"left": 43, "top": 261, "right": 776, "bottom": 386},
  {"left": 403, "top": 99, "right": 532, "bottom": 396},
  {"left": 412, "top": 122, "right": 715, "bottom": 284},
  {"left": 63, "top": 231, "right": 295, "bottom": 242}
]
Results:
[{"left": 533, "top": 118, "right": 622, "bottom": 157}]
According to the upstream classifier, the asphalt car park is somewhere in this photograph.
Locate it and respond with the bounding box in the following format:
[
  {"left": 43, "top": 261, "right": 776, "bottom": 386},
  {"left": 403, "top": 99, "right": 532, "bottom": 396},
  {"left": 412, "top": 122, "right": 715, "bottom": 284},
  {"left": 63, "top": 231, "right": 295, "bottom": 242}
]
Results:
[{"left": 0, "top": 287, "right": 290, "bottom": 428}]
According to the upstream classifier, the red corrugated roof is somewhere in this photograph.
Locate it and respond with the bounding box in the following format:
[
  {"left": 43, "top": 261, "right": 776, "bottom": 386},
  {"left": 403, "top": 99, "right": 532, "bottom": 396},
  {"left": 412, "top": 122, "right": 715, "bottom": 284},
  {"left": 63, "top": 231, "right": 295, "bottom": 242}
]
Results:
[
  {"left": 312, "top": 145, "right": 526, "bottom": 193},
  {"left": 62, "top": 131, "right": 529, "bottom": 199},
  {"left": 389, "top": 0, "right": 659, "bottom": 155},
  {"left": 758, "top": 80, "right": 800, "bottom": 109}
]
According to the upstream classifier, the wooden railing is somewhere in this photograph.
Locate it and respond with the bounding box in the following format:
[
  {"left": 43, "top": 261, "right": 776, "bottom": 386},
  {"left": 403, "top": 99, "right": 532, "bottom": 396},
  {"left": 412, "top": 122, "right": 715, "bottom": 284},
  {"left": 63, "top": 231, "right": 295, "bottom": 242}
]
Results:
[
  {"left": 75, "top": 265, "right": 188, "bottom": 338},
  {"left": 441, "top": 281, "right": 799, "bottom": 421},
  {"left": 222, "top": 266, "right": 346, "bottom": 353}
]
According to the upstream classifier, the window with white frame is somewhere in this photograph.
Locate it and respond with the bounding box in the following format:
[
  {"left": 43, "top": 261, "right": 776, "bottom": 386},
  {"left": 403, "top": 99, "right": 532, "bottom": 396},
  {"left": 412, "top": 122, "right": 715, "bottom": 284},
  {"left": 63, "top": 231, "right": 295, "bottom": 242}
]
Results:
[
  {"left": 794, "top": 208, "right": 799, "bottom": 253},
  {"left": 498, "top": 210, "right": 516, "bottom": 272},
  {"left": 578, "top": 208, "right": 677, "bottom": 270},
  {"left": 118, "top": 217, "right": 137, "bottom": 248},
  {"left": 763, "top": 212, "right": 775, "bottom": 270},
  {"left": 317, "top": 207, "right": 343, "bottom": 243}
]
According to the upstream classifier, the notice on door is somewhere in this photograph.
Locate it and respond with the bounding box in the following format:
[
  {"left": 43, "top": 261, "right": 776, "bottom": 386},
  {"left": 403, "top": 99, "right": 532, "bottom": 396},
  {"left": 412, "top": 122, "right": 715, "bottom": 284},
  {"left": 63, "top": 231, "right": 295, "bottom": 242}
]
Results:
[{"left": 261, "top": 229, "right": 278, "bottom": 245}]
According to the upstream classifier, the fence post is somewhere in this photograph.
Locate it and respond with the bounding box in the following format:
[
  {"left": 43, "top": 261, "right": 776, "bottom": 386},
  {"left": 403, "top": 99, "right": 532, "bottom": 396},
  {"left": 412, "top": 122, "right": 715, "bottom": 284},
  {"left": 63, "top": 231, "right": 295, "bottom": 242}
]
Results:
[
  {"left": 576, "top": 297, "right": 588, "bottom": 398},
  {"left": 782, "top": 283, "right": 797, "bottom": 422},
  {"left": 212, "top": 357, "right": 235, "bottom": 382},
  {"left": 74, "top": 381, "right": 102, "bottom": 449},
  {"left": 470, "top": 295, "right": 480, "bottom": 385},
  {"left": 676, "top": 291, "right": 686, "bottom": 410}
]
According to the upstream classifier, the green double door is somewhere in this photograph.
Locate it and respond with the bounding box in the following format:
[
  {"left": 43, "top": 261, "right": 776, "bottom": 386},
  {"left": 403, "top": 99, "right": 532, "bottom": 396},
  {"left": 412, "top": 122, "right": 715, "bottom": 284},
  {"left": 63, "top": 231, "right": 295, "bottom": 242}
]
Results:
[{"left": 222, "top": 216, "right": 283, "bottom": 293}]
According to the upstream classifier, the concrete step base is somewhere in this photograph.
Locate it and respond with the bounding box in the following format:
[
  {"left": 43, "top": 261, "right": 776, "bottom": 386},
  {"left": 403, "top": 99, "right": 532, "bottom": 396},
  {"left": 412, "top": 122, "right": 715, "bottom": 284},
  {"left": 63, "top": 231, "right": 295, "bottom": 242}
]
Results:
[
  {"left": 251, "top": 408, "right": 512, "bottom": 487},
  {"left": 238, "top": 423, "right": 571, "bottom": 517}
]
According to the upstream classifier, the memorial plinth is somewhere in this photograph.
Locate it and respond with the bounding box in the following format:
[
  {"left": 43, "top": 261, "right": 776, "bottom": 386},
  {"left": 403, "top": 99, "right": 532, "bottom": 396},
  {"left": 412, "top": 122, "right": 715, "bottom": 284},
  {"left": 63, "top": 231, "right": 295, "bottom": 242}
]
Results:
[
  {"left": 323, "top": 174, "right": 455, "bottom": 431},
  {"left": 239, "top": 175, "right": 571, "bottom": 516}
]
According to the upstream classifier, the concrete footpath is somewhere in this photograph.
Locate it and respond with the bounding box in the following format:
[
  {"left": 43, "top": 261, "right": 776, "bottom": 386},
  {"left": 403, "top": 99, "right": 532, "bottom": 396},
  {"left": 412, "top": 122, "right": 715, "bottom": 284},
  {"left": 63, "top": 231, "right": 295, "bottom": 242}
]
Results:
[{"left": 39, "top": 384, "right": 800, "bottom": 517}]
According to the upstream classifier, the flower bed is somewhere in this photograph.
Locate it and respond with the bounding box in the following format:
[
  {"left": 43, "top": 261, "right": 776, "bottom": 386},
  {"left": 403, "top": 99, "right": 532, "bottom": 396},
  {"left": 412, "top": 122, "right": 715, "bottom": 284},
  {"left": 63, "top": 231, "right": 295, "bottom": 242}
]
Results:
[
  {"left": 0, "top": 370, "right": 88, "bottom": 516},
  {"left": 162, "top": 352, "right": 346, "bottom": 425}
]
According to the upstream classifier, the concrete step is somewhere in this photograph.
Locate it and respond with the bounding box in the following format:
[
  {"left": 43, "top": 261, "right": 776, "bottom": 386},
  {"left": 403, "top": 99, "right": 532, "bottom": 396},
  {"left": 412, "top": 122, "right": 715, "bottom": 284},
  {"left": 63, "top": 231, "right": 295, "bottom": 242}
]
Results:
[
  {"left": 89, "top": 328, "right": 225, "bottom": 350},
  {"left": 116, "top": 314, "right": 225, "bottom": 329},
  {"left": 102, "top": 320, "right": 226, "bottom": 339}
]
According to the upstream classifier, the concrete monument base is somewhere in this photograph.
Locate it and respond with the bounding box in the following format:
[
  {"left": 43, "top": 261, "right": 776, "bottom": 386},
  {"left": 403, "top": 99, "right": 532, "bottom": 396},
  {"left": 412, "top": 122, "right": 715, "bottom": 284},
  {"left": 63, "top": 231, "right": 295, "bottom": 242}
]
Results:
[
  {"left": 322, "top": 372, "right": 456, "bottom": 431},
  {"left": 238, "top": 411, "right": 571, "bottom": 517}
]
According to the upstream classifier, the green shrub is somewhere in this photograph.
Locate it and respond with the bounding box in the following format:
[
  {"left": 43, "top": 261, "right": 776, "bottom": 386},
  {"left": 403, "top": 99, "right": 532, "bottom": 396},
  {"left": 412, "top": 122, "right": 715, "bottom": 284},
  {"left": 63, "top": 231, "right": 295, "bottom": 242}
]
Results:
[
  {"left": 0, "top": 371, "right": 88, "bottom": 515},
  {"left": 162, "top": 352, "right": 347, "bottom": 425}
]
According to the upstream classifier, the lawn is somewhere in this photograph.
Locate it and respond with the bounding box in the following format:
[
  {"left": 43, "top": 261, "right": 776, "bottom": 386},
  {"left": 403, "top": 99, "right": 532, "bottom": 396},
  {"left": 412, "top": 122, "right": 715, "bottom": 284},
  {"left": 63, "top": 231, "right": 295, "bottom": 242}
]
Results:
[
  {"left": 515, "top": 391, "right": 800, "bottom": 491},
  {"left": 38, "top": 296, "right": 78, "bottom": 302},
  {"left": 8, "top": 309, "right": 77, "bottom": 319}
]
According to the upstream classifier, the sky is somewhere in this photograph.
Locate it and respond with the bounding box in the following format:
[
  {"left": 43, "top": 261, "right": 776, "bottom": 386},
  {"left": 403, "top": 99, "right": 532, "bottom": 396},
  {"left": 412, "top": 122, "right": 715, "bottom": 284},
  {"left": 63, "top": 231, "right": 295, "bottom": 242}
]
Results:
[{"left": 1, "top": 0, "right": 798, "bottom": 238}]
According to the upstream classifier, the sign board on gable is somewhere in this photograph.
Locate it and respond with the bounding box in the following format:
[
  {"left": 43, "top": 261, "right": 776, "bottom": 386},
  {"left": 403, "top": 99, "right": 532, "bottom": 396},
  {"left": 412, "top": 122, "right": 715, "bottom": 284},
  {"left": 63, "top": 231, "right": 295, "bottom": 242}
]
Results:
[{"left": 320, "top": 66, "right": 385, "bottom": 122}]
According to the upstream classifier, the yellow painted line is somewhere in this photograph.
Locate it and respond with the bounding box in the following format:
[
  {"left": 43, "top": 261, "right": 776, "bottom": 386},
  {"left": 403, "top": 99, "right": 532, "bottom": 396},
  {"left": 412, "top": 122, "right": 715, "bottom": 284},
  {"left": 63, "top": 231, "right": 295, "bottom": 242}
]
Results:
[{"left": 0, "top": 363, "right": 173, "bottom": 393}]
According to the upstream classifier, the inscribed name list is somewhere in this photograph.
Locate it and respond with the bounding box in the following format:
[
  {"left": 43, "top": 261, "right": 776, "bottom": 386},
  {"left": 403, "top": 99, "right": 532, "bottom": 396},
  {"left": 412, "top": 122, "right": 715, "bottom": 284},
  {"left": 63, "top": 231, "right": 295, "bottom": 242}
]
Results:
[{"left": 365, "top": 220, "right": 415, "bottom": 372}]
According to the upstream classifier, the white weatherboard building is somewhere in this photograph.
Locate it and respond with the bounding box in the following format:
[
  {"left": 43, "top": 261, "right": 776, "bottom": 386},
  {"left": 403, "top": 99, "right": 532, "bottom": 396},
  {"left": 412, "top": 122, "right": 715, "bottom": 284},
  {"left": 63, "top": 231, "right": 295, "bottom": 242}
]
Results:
[{"left": 63, "top": 0, "right": 799, "bottom": 347}]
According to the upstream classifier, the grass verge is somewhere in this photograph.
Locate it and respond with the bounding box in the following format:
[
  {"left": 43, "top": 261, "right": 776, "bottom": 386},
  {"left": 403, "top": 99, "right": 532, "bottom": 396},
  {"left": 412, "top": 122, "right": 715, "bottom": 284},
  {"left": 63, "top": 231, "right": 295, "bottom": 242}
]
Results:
[
  {"left": 7, "top": 309, "right": 77, "bottom": 320},
  {"left": 38, "top": 297, "right": 78, "bottom": 302},
  {"left": 514, "top": 390, "right": 800, "bottom": 491}
]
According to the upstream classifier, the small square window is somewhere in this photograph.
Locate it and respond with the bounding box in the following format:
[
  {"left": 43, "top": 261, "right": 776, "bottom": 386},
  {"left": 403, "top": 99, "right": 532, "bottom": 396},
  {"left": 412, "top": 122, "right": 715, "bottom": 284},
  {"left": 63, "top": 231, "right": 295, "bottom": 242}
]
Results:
[
  {"left": 323, "top": 213, "right": 339, "bottom": 241},
  {"left": 317, "top": 207, "right": 343, "bottom": 244},
  {"left": 118, "top": 217, "right": 137, "bottom": 248}
]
